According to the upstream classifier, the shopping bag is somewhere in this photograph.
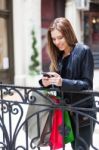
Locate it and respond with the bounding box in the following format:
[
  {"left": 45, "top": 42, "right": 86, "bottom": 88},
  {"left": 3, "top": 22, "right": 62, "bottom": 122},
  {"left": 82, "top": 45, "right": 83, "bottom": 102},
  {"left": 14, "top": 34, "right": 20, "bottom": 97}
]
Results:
[
  {"left": 64, "top": 111, "right": 74, "bottom": 143},
  {"left": 49, "top": 95, "right": 74, "bottom": 150},
  {"left": 23, "top": 90, "right": 51, "bottom": 147}
]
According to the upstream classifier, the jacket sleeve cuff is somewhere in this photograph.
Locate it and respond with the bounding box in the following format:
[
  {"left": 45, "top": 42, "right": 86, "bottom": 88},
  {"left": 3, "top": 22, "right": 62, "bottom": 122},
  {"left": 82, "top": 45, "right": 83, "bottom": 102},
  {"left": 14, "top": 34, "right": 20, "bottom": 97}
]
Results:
[{"left": 61, "top": 79, "right": 89, "bottom": 92}]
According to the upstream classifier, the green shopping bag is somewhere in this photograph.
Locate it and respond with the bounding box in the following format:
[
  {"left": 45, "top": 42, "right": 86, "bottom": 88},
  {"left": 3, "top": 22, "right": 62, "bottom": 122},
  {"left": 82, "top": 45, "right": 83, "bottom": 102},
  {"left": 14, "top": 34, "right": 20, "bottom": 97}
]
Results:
[{"left": 64, "top": 111, "right": 74, "bottom": 143}]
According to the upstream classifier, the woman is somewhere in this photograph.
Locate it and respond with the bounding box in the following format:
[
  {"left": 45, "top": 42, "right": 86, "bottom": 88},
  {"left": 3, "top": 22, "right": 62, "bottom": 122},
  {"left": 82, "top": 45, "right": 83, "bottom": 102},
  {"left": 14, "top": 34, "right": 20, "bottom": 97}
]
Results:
[{"left": 40, "top": 17, "right": 96, "bottom": 150}]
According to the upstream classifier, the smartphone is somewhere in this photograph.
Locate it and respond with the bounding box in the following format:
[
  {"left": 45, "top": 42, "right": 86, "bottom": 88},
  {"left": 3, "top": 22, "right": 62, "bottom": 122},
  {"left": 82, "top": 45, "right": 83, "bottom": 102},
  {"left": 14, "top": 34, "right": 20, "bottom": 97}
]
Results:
[{"left": 41, "top": 72, "right": 54, "bottom": 78}]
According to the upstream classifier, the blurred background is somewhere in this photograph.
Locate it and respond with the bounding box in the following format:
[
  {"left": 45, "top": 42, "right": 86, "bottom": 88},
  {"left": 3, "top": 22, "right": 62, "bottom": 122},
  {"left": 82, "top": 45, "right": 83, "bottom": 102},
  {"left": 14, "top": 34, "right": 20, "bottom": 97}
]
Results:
[{"left": 0, "top": 0, "right": 99, "bottom": 87}]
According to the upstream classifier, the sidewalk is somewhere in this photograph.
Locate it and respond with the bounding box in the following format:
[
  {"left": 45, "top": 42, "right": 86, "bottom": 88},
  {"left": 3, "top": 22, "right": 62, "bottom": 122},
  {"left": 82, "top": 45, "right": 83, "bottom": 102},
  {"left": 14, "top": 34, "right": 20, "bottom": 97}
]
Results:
[{"left": 93, "top": 69, "right": 99, "bottom": 91}]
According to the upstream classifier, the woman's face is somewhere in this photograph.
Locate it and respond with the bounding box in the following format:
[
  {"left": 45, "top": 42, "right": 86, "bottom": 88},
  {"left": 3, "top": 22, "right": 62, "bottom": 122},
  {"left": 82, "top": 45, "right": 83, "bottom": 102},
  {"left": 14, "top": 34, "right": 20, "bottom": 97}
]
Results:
[{"left": 51, "top": 29, "right": 69, "bottom": 52}]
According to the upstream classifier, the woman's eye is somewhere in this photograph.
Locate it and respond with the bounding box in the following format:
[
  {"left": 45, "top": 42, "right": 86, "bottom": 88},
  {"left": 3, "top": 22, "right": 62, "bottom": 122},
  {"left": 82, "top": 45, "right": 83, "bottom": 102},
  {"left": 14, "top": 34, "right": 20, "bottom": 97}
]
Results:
[
  {"left": 52, "top": 37, "right": 63, "bottom": 41},
  {"left": 59, "top": 37, "right": 63, "bottom": 39},
  {"left": 57, "top": 36, "right": 63, "bottom": 40}
]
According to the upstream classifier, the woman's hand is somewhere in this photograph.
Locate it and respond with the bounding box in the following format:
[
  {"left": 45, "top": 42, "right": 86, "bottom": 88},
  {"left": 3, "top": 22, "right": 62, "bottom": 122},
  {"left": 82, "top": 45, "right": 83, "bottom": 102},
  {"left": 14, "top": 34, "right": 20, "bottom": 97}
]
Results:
[
  {"left": 42, "top": 76, "right": 51, "bottom": 87},
  {"left": 42, "top": 72, "right": 62, "bottom": 87}
]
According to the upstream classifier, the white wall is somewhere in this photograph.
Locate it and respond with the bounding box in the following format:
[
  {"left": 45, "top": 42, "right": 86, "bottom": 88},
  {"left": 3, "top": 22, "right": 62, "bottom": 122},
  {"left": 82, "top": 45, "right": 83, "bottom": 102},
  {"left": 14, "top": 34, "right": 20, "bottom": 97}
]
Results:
[
  {"left": 13, "top": 0, "right": 41, "bottom": 86},
  {"left": 65, "top": 0, "right": 82, "bottom": 42}
]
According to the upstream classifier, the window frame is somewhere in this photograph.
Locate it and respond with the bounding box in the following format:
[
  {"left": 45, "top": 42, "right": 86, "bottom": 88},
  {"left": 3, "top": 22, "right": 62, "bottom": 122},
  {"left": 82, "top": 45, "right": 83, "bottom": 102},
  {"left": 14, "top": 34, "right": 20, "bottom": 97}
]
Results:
[{"left": 0, "top": 0, "right": 14, "bottom": 83}]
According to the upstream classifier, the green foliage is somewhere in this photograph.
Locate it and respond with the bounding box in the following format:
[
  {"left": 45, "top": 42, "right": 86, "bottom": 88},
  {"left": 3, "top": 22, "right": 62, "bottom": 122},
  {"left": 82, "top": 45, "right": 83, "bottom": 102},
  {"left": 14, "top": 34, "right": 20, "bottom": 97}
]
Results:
[{"left": 29, "top": 30, "right": 40, "bottom": 75}]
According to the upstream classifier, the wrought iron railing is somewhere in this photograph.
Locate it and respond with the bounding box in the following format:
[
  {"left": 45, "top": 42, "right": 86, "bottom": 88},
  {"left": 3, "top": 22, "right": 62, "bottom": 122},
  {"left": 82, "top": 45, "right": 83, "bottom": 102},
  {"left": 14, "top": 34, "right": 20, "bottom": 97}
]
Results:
[{"left": 0, "top": 83, "right": 99, "bottom": 150}]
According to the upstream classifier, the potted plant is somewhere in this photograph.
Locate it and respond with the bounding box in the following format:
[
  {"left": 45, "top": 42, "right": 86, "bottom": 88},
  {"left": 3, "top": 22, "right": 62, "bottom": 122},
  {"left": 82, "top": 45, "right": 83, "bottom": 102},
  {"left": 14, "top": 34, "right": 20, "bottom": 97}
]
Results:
[
  {"left": 29, "top": 29, "right": 40, "bottom": 75},
  {"left": 27, "top": 29, "right": 41, "bottom": 87}
]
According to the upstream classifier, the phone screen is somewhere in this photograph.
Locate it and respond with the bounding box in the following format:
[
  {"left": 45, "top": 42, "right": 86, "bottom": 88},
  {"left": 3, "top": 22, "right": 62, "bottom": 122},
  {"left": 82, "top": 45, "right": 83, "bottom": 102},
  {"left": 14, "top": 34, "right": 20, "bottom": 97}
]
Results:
[
  {"left": 41, "top": 72, "right": 54, "bottom": 78},
  {"left": 43, "top": 73, "right": 50, "bottom": 78}
]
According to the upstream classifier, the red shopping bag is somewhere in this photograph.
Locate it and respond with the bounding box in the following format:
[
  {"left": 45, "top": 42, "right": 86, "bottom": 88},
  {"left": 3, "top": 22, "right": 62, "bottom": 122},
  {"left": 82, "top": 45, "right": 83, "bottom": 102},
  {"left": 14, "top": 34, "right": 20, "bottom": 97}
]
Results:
[{"left": 49, "top": 95, "right": 74, "bottom": 150}]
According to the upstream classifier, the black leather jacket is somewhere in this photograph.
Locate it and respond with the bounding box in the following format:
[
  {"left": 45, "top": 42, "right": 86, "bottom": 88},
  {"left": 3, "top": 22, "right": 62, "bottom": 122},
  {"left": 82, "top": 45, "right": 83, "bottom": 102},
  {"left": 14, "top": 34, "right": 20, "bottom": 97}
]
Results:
[
  {"left": 39, "top": 43, "right": 94, "bottom": 107},
  {"left": 59, "top": 43, "right": 94, "bottom": 107}
]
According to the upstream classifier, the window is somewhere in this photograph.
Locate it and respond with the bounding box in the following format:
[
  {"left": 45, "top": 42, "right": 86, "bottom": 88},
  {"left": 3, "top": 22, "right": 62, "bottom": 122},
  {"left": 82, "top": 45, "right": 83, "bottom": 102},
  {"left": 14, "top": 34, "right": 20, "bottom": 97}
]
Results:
[
  {"left": 0, "top": 18, "right": 8, "bottom": 69},
  {"left": 0, "top": 0, "right": 7, "bottom": 10},
  {"left": 92, "top": 16, "right": 99, "bottom": 43},
  {"left": 0, "top": 0, "right": 14, "bottom": 83}
]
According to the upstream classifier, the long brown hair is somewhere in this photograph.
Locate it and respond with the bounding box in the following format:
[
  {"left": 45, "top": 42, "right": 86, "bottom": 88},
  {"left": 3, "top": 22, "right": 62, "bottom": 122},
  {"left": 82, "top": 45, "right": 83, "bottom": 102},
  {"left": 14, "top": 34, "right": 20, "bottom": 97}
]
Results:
[{"left": 47, "top": 17, "right": 78, "bottom": 72}]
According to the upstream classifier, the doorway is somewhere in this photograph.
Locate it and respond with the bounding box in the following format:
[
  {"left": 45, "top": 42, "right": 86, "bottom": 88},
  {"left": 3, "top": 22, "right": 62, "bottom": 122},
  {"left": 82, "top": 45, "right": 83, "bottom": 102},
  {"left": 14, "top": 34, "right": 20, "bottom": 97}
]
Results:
[
  {"left": 41, "top": 0, "right": 65, "bottom": 71},
  {"left": 84, "top": 2, "right": 99, "bottom": 68},
  {"left": 84, "top": 12, "right": 99, "bottom": 52}
]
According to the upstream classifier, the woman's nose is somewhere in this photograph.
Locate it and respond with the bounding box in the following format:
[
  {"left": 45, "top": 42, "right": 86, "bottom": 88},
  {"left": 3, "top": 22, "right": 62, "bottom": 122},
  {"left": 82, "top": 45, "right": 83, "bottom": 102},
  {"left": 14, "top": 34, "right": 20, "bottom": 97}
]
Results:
[{"left": 55, "top": 39, "right": 60, "bottom": 45}]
